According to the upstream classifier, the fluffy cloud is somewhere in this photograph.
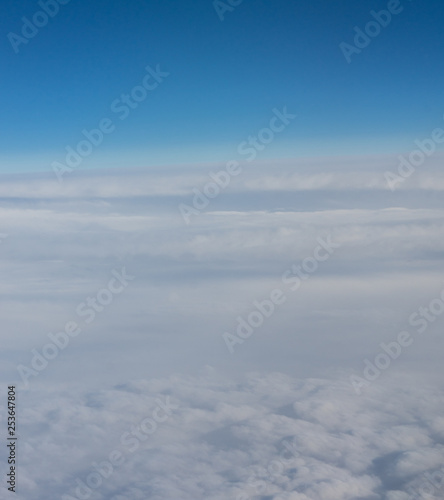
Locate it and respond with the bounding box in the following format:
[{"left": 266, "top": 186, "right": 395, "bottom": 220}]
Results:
[
  {"left": 0, "top": 157, "right": 443, "bottom": 498},
  {"left": 1, "top": 371, "right": 444, "bottom": 499}
]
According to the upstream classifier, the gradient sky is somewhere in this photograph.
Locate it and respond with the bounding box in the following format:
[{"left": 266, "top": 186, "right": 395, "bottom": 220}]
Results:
[{"left": 2, "top": 0, "right": 444, "bottom": 172}]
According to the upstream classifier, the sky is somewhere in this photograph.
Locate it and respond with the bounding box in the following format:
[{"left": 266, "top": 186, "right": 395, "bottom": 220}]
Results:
[
  {"left": 1, "top": 1, "right": 444, "bottom": 500},
  {"left": 2, "top": 0, "right": 444, "bottom": 172}
]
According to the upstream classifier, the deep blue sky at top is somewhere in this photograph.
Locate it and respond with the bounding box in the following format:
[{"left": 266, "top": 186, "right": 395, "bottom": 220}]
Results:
[{"left": 1, "top": 0, "right": 444, "bottom": 173}]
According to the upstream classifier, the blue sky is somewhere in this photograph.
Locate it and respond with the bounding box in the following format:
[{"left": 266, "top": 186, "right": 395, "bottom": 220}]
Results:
[{"left": 2, "top": 0, "right": 444, "bottom": 173}]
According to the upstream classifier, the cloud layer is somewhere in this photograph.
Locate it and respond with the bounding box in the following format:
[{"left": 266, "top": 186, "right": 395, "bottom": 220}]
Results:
[
  {"left": 0, "top": 155, "right": 443, "bottom": 498},
  {"left": 2, "top": 371, "right": 444, "bottom": 500}
]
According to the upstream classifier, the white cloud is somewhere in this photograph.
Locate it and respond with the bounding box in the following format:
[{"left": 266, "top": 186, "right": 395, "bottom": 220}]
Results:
[
  {"left": 1, "top": 371, "right": 444, "bottom": 499},
  {"left": 0, "top": 156, "right": 443, "bottom": 498}
]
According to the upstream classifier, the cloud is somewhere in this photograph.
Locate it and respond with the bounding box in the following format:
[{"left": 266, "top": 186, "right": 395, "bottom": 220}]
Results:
[
  {"left": 0, "top": 156, "right": 443, "bottom": 498},
  {"left": 1, "top": 370, "right": 444, "bottom": 499}
]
